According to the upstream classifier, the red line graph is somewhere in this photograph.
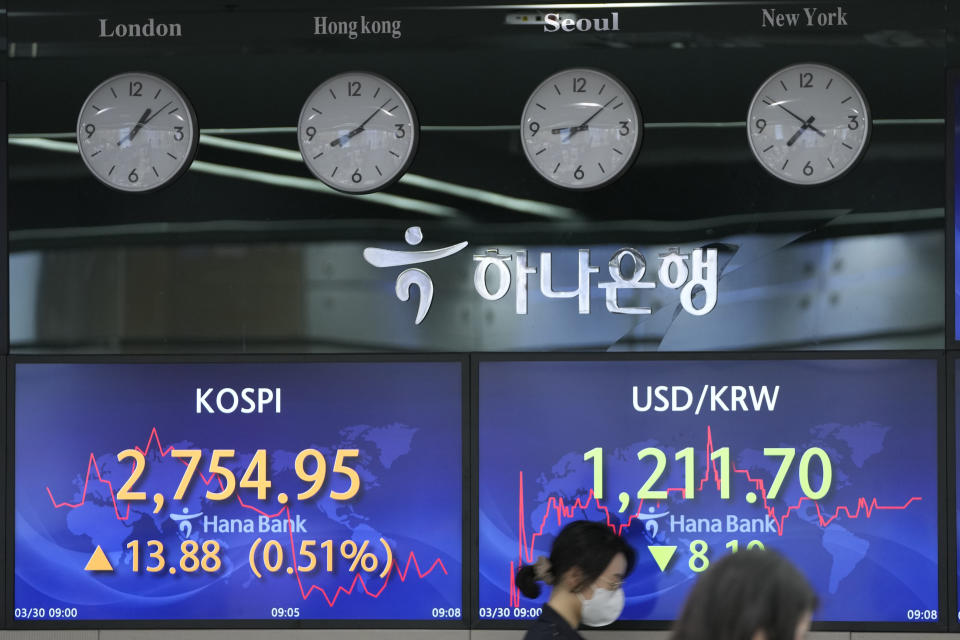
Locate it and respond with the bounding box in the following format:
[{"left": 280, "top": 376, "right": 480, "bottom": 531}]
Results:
[
  {"left": 509, "top": 426, "right": 922, "bottom": 606},
  {"left": 46, "top": 427, "right": 448, "bottom": 606}
]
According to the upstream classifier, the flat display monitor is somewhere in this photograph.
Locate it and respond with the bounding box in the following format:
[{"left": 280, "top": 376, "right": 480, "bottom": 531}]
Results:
[
  {"left": 954, "top": 357, "right": 960, "bottom": 628},
  {"left": 476, "top": 356, "right": 941, "bottom": 627},
  {"left": 11, "top": 359, "right": 464, "bottom": 624}
]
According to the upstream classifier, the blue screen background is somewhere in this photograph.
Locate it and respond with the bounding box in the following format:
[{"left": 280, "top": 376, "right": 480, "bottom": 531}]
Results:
[
  {"left": 477, "top": 359, "right": 939, "bottom": 623},
  {"left": 955, "top": 359, "right": 960, "bottom": 625},
  {"left": 14, "top": 361, "right": 463, "bottom": 621}
]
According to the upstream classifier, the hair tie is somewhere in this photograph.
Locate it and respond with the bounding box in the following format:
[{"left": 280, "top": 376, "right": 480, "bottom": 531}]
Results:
[{"left": 533, "top": 556, "right": 554, "bottom": 585}]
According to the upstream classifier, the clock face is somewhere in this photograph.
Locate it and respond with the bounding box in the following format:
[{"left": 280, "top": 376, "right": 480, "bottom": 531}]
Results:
[
  {"left": 297, "top": 72, "right": 418, "bottom": 194},
  {"left": 77, "top": 72, "right": 198, "bottom": 192},
  {"left": 747, "top": 63, "right": 870, "bottom": 185},
  {"left": 520, "top": 68, "right": 642, "bottom": 190}
]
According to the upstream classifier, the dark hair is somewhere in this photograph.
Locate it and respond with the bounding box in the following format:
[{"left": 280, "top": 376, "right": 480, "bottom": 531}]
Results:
[
  {"left": 671, "top": 549, "right": 818, "bottom": 640},
  {"left": 515, "top": 520, "right": 636, "bottom": 599}
]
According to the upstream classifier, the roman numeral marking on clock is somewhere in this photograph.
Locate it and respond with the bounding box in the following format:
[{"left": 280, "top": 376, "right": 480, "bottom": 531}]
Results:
[
  {"left": 554, "top": 84, "right": 561, "bottom": 96},
  {"left": 612, "top": 102, "right": 624, "bottom": 110},
  {"left": 613, "top": 148, "right": 623, "bottom": 155},
  {"left": 313, "top": 152, "right": 324, "bottom": 159},
  {"left": 154, "top": 89, "right": 162, "bottom": 100},
  {"left": 166, "top": 152, "right": 178, "bottom": 160},
  {"left": 110, "top": 87, "right": 118, "bottom": 99},
  {"left": 312, "top": 108, "right": 322, "bottom": 115},
  {"left": 825, "top": 78, "right": 833, "bottom": 90},
  {"left": 828, "top": 158, "right": 835, "bottom": 169},
  {"left": 373, "top": 87, "right": 381, "bottom": 98},
  {"left": 780, "top": 80, "right": 788, "bottom": 91},
  {"left": 168, "top": 107, "right": 179, "bottom": 115},
  {"left": 598, "top": 162, "right": 605, "bottom": 174},
  {"left": 763, "top": 145, "right": 774, "bottom": 153},
  {"left": 781, "top": 159, "right": 789, "bottom": 170},
  {"left": 841, "top": 96, "right": 852, "bottom": 104},
  {"left": 389, "top": 150, "right": 401, "bottom": 158},
  {"left": 842, "top": 142, "right": 853, "bottom": 150},
  {"left": 152, "top": 166, "right": 160, "bottom": 177},
  {"left": 376, "top": 165, "right": 383, "bottom": 176},
  {"left": 536, "top": 103, "right": 546, "bottom": 110},
  {"left": 536, "top": 148, "right": 546, "bottom": 155},
  {"left": 553, "top": 163, "right": 560, "bottom": 174},
  {"left": 108, "top": 165, "right": 116, "bottom": 176},
  {"left": 599, "top": 83, "right": 606, "bottom": 95},
  {"left": 91, "top": 150, "right": 102, "bottom": 157},
  {"left": 330, "top": 89, "right": 337, "bottom": 100}
]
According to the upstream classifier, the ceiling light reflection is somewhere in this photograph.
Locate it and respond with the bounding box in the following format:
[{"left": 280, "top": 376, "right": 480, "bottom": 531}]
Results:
[
  {"left": 198, "top": 134, "right": 580, "bottom": 220},
  {"left": 8, "top": 137, "right": 462, "bottom": 218}
]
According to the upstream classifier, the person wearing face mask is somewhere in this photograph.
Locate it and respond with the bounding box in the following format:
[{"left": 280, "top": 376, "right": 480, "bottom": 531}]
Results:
[
  {"left": 670, "top": 548, "right": 818, "bottom": 640},
  {"left": 515, "top": 520, "right": 636, "bottom": 640}
]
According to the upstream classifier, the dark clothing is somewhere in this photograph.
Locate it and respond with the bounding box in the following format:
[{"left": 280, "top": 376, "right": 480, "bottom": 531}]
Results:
[{"left": 523, "top": 604, "right": 584, "bottom": 640}]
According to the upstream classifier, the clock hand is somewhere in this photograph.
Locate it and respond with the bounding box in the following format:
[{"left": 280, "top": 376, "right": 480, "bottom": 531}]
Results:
[
  {"left": 117, "top": 101, "right": 174, "bottom": 146},
  {"left": 117, "top": 108, "right": 152, "bottom": 146},
  {"left": 549, "top": 126, "right": 578, "bottom": 143},
  {"left": 330, "top": 99, "right": 393, "bottom": 147},
  {"left": 765, "top": 96, "right": 826, "bottom": 137},
  {"left": 141, "top": 101, "right": 173, "bottom": 127},
  {"left": 549, "top": 96, "right": 618, "bottom": 141},
  {"left": 786, "top": 115, "right": 817, "bottom": 146},
  {"left": 576, "top": 95, "right": 618, "bottom": 131},
  {"left": 358, "top": 98, "right": 393, "bottom": 129},
  {"left": 780, "top": 108, "right": 825, "bottom": 137}
]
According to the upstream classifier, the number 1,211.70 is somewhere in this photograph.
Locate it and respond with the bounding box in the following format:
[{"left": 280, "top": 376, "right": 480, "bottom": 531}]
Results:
[{"left": 583, "top": 446, "right": 832, "bottom": 502}]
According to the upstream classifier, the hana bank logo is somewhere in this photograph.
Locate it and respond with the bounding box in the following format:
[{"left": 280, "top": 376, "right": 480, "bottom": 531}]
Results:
[
  {"left": 171, "top": 508, "right": 203, "bottom": 539},
  {"left": 362, "top": 226, "right": 468, "bottom": 325},
  {"left": 636, "top": 506, "right": 670, "bottom": 540},
  {"left": 363, "top": 226, "right": 718, "bottom": 325}
]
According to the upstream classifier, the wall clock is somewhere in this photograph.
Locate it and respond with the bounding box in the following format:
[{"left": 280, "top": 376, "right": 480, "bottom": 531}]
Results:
[
  {"left": 520, "top": 68, "right": 642, "bottom": 190},
  {"left": 297, "top": 71, "right": 419, "bottom": 194},
  {"left": 747, "top": 63, "right": 870, "bottom": 185},
  {"left": 77, "top": 71, "right": 198, "bottom": 192}
]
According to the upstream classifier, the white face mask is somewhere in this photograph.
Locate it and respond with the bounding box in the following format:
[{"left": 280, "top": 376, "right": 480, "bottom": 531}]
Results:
[{"left": 578, "top": 586, "right": 625, "bottom": 627}]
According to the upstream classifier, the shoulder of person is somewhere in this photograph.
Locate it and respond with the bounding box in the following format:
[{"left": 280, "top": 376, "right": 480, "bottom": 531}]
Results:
[
  {"left": 523, "top": 610, "right": 582, "bottom": 640},
  {"left": 523, "top": 618, "right": 559, "bottom": 640}
]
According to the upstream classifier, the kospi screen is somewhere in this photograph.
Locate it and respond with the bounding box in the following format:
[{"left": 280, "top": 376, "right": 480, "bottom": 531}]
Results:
[
  {"left": 12, "top": 360, "right": 464, "bottom": 624},
  {"left": 476, "top": 357, "right": 941, "bottom": 626}
]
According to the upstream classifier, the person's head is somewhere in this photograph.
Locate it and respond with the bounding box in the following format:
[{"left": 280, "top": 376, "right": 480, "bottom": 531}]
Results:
[
  {"left": 515, "top": 520, "right": 636, "bottom": 626},
  {"left": 671, "top": 549, "right": 817, "bottom": 640}
]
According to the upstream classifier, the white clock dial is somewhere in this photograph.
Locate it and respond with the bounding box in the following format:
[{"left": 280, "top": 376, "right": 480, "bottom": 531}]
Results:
[
  {"left": 747, "top": 63, "right": 870, "bottom": 185},
  {"left": 520, "top": 68, "right": 642, "bottom": 190},
  {"left": 77, "top": 72, "right": 198, "bottom": 192},
  {"left": 298, "top": 72, "right": 418, "bottom": 194}
]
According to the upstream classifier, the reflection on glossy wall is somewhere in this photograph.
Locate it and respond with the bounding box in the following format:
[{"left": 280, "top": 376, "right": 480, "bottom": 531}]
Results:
[{"left": 8, "top": 226, "right": 944, "bottom": 352}]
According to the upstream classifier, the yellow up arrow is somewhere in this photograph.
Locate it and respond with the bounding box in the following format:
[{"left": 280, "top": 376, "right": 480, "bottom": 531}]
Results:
[{"left": 84, "top": 545, "right": 114, "bottom": 572}]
